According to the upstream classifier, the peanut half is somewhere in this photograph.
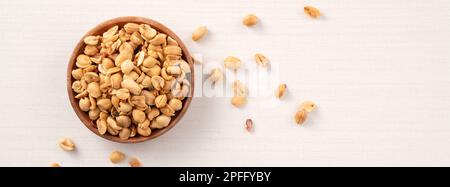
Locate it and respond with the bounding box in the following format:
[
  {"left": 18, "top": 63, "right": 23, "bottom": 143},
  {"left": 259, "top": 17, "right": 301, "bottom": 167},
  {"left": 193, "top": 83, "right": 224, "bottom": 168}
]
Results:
[
  {"left": 71, "top": 23, "right": 192, "bottom": 139},
  {"left": 275, "top": 84, "right": 287, "bottom": 99},
  {"left": 59, "top": 137, "right": 75, "bottom": 151},
  {"left": 304, "top": 6, "right": 321, "bottom": 18},
  {"left": 109, "top": 150, "right": 125, "bottom": 163},
  {"left": 192, "top": 26, "right": 208, "bottom": 41},
  {"left": 243, "top": 14, "right": 258, "bottom": 26}
]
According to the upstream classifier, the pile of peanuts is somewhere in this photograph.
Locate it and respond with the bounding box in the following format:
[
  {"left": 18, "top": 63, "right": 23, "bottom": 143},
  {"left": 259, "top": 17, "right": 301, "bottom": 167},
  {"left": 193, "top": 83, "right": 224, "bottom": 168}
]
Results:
[{"left": 71, "top": 23, "right": 191, "bottom": 139}]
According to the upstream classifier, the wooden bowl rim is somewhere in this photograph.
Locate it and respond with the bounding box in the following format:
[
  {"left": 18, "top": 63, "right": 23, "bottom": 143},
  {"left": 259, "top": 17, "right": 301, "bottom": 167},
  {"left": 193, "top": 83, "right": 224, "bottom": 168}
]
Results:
[{"left": 67, "top": 16, "right": 194, "bottom": 143}]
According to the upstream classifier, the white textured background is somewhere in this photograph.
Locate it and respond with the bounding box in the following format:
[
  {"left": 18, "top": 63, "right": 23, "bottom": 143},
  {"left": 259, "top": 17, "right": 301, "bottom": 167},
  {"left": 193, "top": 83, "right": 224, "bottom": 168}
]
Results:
[{"left": 0, "top": 0, "right": 449, "bottom": 166}]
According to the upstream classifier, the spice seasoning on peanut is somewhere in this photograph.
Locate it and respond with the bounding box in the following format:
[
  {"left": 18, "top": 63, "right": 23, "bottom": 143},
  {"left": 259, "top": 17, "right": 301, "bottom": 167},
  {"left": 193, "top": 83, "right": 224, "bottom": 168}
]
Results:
[
  {"left": 275, "top": 84, "right": 287, "bottom": 99},
  {"left": 304, "top": 6, "right": 321, "bottom": 18},
  {"left": 109, "top": 150, "right": 125, "bottom": 163},
  {"left": 243, "top": 14, "right": 258, "bottom": 26},
  {"left": 71, "top": 23, "right": 192, "bottom": 139},
  {"left": 59, "top": 137, "right": 75, "bottom": 151},
  {"left": 192, "top": 26, "right": 208, "bottom": 41}
]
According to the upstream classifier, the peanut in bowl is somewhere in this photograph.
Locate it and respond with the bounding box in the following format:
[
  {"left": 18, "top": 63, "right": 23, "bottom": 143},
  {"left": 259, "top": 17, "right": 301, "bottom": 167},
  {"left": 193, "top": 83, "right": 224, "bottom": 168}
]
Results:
[{"left": 67, "top": 17, "right": 194, "bottom": 143}]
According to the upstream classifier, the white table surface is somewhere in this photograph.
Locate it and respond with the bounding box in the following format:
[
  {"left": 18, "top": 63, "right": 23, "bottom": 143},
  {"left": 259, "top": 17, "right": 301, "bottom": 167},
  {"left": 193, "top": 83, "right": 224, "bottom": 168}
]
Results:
[{"left": 1, "top": 0, "right": 449, "bottom": 167}]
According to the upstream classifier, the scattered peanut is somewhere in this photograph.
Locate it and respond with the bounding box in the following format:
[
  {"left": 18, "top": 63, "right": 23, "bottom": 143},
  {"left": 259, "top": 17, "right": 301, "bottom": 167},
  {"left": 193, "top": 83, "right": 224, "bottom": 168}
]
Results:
[
  {"left": 275, "top": 84, "right": 287, "bottom": 99},
  {"left": 192, "top": 26, "right": 208, "bottom": 41},
  {"left": 109, "top": 150, "right": 125, "bottom": 163},
  {"left": 50, "top": 163, "right": 61, "bottom": 167},
  {"left": 294, "top": 108, "right": 308, "bottom": 125},
  {"left": 59, "top": 138, "right": 75, "bottom": 151},
  {"left": 129, "top": 157, "right": 142, "bottom": 167},
  {"left": 254, "top": 53, "right": 269, "bottom": 67},
  {"left": 245, "top": 119, "right": 254, "bottom": 132},
  {"left": 304, "top": 6, "right": 321, "bottom": 18},
  {"left": 224, "top": 56, "right": 241, "bottom": 71},
  {"left": 243, "top": 14, "right": 258, "bottom": 26}
]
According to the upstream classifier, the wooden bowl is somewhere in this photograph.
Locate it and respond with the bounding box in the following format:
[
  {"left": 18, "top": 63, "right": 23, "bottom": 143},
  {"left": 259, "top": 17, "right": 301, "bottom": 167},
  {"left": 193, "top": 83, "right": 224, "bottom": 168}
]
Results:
[{"left": 67, "top": 17, "right": 194, "bottom": 143}]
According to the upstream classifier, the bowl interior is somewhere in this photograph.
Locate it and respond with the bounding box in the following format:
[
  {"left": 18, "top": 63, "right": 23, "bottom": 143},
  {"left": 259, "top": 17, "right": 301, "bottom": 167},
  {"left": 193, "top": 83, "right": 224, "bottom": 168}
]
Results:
[{"left": 67, "top": 17, "right": 194, "bottom": 143}]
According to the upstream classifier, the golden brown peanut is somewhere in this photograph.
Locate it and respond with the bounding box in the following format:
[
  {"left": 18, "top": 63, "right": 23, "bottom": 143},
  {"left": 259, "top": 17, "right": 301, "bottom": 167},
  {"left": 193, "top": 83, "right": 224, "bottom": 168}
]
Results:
[
  {"left": 208, "top": 68, "right": 223, "bottom": 83},
  {"left": 141, "top": 90, "right": 156, "bottom": 105},
  {"left": 59, "top": 138, "right": 75, "bottom": 151},
  {"left": 84, "top": 45, "right": 99, "bottom": 56},
  {"left": 168, "top": 99, "right": 182, "bottom": 111},
  {"left": 96, "top": 119, "right": 107, "bottom": 135},
  {"left": 72, "top": 81, "right": 84, "bottom": 93},
  {"left": 116, "top": 115, "right": 131, "bottom": 128},
  {"left": 119, "top": 102, "right": 133, "bottom": 113},
  {"left": 121, "top": 59, "right": 134, "bottom": 74},
  {"left": 294, "top": 108, "right": 308, "bottom": 125},
  {"left": 132, "top": 109, "right": 146, "bottom": 123},
  {"left": 116, "top": 88, "right": 130, "bottom": 100},
  {"left": 124, "top": 23, "right": 140, "bottom": 33},
  {"left": 192, "top": 26, "right": 207, "bottom": 41},
  {"left": 140, "top": 24, "right": 157, "bottom": 40},
  {"left": 131, "top": 95, "right": 147, "bottom": 109},
  {"left": 304, "top": 6, "right": 321, "bottom": 18},
  {"left": 107, "top": 116, "right": 122, "bottom": 131},
  {"left": 71, "top": 69, "right": 84, "bottom": 80},
  {"left": 97, "top": 98, "right": 112, "bottom": 111},
  {"left": 301, "top": 101, "right": 316, "bottom": 113},
  {"left": 275, "top": 84, "right": 287, "bottom": 99},
  {"left": 232, "top": 80, "right": 247, "bottom": 96},
  {"left": 129, "top": 158, "right": 142, "bottom": 167},
  {"left": 71, "top": 23, "right": 191, "bottom": 139},
  {"left": 149, "top": 33, "right": 167, "bottom": 45},
  {"left": 76, "top": 54, "right": 92, "bottom": 68},
  {"left": 243, "top": 14, "right": 258, "bottom": 26},
  {"left": 87, "top": 82, "right": 101, "bottom": 98},
  {"left": 151, "top": 76, "right": 165, "bottom": 91},
  {"left": 50, "top": 163, "right": 61, "bottom": 167},
  {"left": 147, "top": 108, "right": 160, "bottom": 121},
  {"left": 224, "top": 56, "right": 241, "bottom": 71},
  {"left": 137, "top": 126, "right": 151, "bottom": 136},
  {"left": 160, "top": 105, "right": 175, "bottom": 116},
  {"left": 155, "top": 115, "right": 171, "bottom": 128},
  {"left": 84, "top": 35, "right": 99, "bottom": 45},
  {"left": 84, "top": 73, "right": 99, "bottom": 84},
  {"left": 155, "top": 94, "right": 167, "bottom": 108},
  {"left": 231, "top": 95, "right": 246, "bottom": 107},
  {"left": 110, "top": 73, "right": 123, "bottom": 89},
  {"left": 119, "top": 128, "right": 131, "bottom": 140},
  {"left": 121, "top": 79, "right": 142, "bottom": 95},
  {"left": 89, "top": 108, "right": 101, "bottom": 120},
  {"left": 245, "top": 119, "right": 254, "bottom": 132},
  {"left": 109, "top": 151, "right": 125, "bottom": 163}
]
